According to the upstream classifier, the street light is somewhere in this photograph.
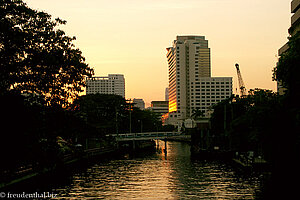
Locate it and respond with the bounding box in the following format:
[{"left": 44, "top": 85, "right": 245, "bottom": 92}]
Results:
[{"left": 126, "top": 99, "right": 133, "bottom": 134}]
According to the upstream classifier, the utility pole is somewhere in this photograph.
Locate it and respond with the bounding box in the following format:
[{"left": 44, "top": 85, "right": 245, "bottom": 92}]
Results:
[
  {"left": 138, "top": 120, "right": 143, "bottom": 133},
  {"left": 224, "top": 103, "right": 227, "bottom": 132},
  {"left": 126, "top": 99, "right": 132, "bottom": 134},
  {"left": 129, "top": 102, "right": 132, "bottom": 134},
  {"left": 115, "top": 106, "right": 118, "bottom": 136}
]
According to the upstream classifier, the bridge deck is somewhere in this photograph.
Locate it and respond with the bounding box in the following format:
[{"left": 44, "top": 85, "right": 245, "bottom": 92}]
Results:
[{"left": 107, "top": 132, "right": 183, "bottom": 141}]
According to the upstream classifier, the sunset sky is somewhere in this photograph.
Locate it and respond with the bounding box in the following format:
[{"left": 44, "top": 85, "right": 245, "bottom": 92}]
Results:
[{"left": 24, "top": 0, "right": 291, "bottom": 107}]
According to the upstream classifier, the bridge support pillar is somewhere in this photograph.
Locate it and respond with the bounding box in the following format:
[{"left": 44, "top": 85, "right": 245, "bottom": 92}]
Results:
[
  {"left": 164, "top": 139, "right": 167, "bottom": 154},
  {"left": 133, "top": 140, "right": 136, "bottom": 150}
]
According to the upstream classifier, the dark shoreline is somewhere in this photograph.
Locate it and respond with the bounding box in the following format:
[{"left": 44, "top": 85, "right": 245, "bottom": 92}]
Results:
[{"left": 0, "top": 140, "right": 157, "bottom": 191}]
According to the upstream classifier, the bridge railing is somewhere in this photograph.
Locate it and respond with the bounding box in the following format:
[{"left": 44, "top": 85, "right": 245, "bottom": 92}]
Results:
[{"left": 106, "top": 132, "right": 182, "bottom": 139}]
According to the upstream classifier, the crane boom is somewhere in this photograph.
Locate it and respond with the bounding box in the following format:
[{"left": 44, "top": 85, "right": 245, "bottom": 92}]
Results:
[{"left": 235, "top": 63, "right": 247, "bottom": 96}]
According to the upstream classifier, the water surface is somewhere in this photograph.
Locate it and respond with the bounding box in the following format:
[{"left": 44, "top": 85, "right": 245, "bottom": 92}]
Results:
[{"left": 52, "top": 141, "right": 261, "bottom": 199}]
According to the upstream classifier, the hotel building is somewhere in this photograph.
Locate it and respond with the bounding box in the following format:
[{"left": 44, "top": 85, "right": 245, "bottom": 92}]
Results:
[
  {"left": 86, "top": 74, "right": 125, "bottom": 98},
  {"left": 166, "top": 36, "right": 232, "bottom": 125}
]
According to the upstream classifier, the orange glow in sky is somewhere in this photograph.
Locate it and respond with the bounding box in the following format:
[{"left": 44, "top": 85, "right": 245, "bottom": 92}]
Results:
[{"left": 24, "top": 0, "right": 291, "bottom": 107}]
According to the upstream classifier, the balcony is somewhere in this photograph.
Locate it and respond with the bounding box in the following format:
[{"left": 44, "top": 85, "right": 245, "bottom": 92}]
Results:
[
  {"left": 291, "top": 7, "right": 300, "bottom": 26},
  {"left": 278, "top": 43, "right": 289, "bottom": 56},
  {"left": 292, "top": 0, "right": 300, "bottom": 13}
]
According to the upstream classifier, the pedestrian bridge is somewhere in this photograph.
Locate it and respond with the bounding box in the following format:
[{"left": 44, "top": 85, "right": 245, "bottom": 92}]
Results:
[{"left": 107, "top": 132, "right": 184, "bottom": 141}]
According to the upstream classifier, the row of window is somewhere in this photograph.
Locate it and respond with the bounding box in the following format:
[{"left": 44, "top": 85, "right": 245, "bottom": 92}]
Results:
[
  {"left": 192, "top": 98, "right": 230, "bottom": 102},
  {"left": 193, "top": 89, "right": 232, "bottom": 92},
  {"left": 87, "top": 90, "right": 114, "bottom": 92},
  {"left": 88, "top": 85, "right": 114, "bottom": 88},
  {"left": 190, "top": 94, "right": 231, "bottom": 98},
  {"left": 195, "top": 85, "right": 231, "bottom": 88},
  {"left": 178, "top": 89, "right": 231, "bottom": 92},
  {"left": 176, "top": 95, "right": 230, "bottom": 107},
  {"left": 191, "top": 103, "right": 217, "bottom": 106},
  {"left": 198, "top": 82, "right": 231, "bottom": 84},
  {"left": 191, "top": 94, "right": 231, "bottom": 98},
  {"left": 87, "top": 80, "right": 115, "bottom": 83}
]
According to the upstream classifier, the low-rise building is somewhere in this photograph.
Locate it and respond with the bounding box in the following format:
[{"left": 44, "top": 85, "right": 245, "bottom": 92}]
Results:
[
  {"left": 133, "top": 98, "right": 145, "bottom": 110},
  {"left": 150, "top": 101, "right": 169, "bottom": 119},
  {"left": 166, "top": 77, "right": 232, "bottom": 125},
  {"left": 86, "top": 74, "right": 125, "bottom": 97}
]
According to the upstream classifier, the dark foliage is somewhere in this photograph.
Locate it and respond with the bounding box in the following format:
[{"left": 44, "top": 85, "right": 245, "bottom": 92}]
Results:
[
  {"left": 72, "top": 94, "right": 163, "bottom": 135},
  {"left": 211, "top": 33, "right": 300, "bottom": 199},
  {"left": 0, "top": 0, "right": 94, "bottom": 107}
]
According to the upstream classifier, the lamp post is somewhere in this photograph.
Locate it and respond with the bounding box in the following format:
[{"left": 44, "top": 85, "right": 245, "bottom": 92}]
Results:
[
  {"left": 126, "top": 99, "right": 132, "bottom": 134},
  {"left": 126, "top": 99, "right": 134, "bottom": 149},
  {"left": 115, "top": 106, "right": 118, "bottom": 136}
]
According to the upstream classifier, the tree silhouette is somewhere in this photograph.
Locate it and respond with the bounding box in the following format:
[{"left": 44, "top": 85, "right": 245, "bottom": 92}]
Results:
[
  {"left": 191, "top": 108, "right": 205, "bottom": 120},
  {"left": 0, "top": 0, "right": 94, "bottom": 106},
  {"left": 274, "top": 32, "right": 300, "bottom": 101}
]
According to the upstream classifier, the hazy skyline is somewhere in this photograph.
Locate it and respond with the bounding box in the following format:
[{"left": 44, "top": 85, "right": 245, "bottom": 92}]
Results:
[{"left": 24, "top": 0, "right": 291, "bottom": 106}]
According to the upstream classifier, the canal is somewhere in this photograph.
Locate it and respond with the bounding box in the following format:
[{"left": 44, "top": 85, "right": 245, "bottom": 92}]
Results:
[{"left": 35, "top": 141, "right": 262, "bottom": 199}]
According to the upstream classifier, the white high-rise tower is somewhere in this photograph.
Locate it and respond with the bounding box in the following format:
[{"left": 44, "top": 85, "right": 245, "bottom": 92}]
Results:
[{"left": 166, "top": 36, "right": 232, "bottom": 124}]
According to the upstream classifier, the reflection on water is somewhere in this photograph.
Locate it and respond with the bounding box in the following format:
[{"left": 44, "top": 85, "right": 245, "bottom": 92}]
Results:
[{"left": 53, "top": 141, "right": 260, "bottom": 199}]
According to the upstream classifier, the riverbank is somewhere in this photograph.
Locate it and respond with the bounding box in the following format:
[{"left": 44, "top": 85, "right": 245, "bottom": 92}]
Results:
[
  {"left": 0, "top": 140, "right": 158, "bottom": 191},
  {"left": 0, "top": 147, "right": 118, "bottom": 190}
]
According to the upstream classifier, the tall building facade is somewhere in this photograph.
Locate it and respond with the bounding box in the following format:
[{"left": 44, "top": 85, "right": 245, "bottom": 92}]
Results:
[
  {"left": 277, "top": 0, "right": 300, "bottom": 94},
  {"left": 86, "top": 74, "right": 125, "bottom": 97},
  {"left": 166, "top": 36, "right": 232, "bottom": 125},
  {"left": 279, "top": 0, "right": 300, "bottom": 55}
]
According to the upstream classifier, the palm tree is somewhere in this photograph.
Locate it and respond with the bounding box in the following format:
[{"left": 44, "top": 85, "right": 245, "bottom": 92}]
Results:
[{"left": 191, "top": 108, "right": 205, "bottom": 120}]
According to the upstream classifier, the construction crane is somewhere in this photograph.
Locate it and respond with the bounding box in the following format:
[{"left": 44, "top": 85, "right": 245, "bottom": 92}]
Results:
[{"left": 235, "top": 63, "right": 247, "bottom": 97}]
